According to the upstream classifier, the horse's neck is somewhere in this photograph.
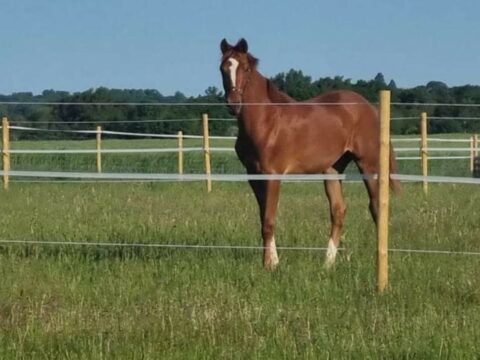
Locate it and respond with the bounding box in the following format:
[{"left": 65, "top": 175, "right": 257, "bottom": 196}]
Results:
[
  {"left": 239, "top": 72, "right": 294, "bottom": 140},
  {"left": 243, "top": 71, "right": 295, "bottom": 104},
  {"left": 266, "top": 78, "right": 295, "bottom": 104}
]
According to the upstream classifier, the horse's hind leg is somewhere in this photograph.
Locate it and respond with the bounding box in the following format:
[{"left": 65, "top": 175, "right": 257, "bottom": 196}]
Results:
[
  {"left": 323, "top": 168, "right": 347, "bottom": 269},
  {"left": 355, "top": 159, "right": 379, "bottom": 224}
]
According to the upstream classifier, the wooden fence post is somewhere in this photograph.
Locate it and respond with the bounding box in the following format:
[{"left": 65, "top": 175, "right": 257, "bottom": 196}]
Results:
[
  {"left": 475, "top": 134, "right": 479, "bottom": 157},
  {"left": 202, "top": 114, "right": 212, "bottom": 192},
  {"left": 178, "top": 130, "right": 183, "bottom": 175},
  {"left": 2, "top": 117, "right": 10, "bottom": 190},
  {"left": 470, "top": 136, "right": 475, "bottom": 173},
  {"left": 420, "top": 112, "right": 428, "bottom": 194},
  {"left": 96, "top": 126, "right": 102, "bottom": 173},
  {"left": 474, "top": 134, "right": 479, "bottom": 176},
  {"left": 377, "top": 90, "right": 391, "bottom": 293}
]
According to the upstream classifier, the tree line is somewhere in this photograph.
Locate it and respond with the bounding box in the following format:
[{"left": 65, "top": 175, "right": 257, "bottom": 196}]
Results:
[{"left": 1, "top": 70, "right": 480, "bottom": 140}]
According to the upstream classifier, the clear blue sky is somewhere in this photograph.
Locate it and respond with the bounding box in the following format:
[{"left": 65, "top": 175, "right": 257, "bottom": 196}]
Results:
[{"left": 1, "top": 0, "right": 479, "bottom": 96}]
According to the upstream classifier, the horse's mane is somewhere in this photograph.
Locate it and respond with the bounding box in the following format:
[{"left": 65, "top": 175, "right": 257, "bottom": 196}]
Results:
[{"left": 266, "top": 79, "right": 295, "bottom": 103}]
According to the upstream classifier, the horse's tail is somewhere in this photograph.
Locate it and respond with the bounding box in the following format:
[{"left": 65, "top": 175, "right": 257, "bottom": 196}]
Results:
[{"left": 389, "top": 143, "right": 402, "bottom": 195}]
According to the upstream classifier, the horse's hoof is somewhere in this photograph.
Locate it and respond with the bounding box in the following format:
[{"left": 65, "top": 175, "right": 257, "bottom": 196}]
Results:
[
  {"left": 263, "top": 256, "right": 279, "bottom": 271},
  {"left": 323, "top": 259, "right": 335, "bottom": 270},
  {"left": 263, "top": 245, "right": 279, "bottom": 270},
  {"left": 263, "top": 262, "right": 279, "bottom": 271}
]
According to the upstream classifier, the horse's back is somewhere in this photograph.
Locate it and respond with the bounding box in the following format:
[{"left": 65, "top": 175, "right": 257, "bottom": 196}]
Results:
[
  {"left": 309, "top": 90, "right": 369, "bottom": 103},
  {"left": 309, "top": 90, "right": 377, "bottom": 118},
  {"left": 306, "top": 90, "right": 381, "bottom": 162},
  {"left": 310, "top": 90, "right": 378, "bottom": 130}
]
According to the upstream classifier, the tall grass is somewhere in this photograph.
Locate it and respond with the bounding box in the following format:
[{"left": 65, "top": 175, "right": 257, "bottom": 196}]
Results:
[
  {"left": 0, "top": 181, "right": 479, "bottom": 359},
  {"left": 0, "top": 134, "right": 478, "bottom": 358}
]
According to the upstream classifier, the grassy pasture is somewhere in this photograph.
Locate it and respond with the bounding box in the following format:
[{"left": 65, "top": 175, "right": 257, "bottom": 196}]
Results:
[{"left": 0, "top": 135, "right": 479, "bottom": 358}]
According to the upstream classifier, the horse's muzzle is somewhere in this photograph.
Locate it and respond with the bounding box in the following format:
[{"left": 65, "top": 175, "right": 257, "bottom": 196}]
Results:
[
  {"left": 227, "top": 103, "right": 242, "bottom": 116},
  {"left": 226, "top": 94, "right": 242, "bottom": 115}
]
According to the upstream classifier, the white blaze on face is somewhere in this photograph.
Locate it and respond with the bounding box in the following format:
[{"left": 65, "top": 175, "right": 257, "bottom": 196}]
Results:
[{"left": 227, "top": 58, "right": 239, "bottom": 88}]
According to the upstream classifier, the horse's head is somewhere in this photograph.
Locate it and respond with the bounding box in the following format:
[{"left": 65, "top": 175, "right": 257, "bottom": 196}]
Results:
[{"left": 219, "top": 38, "right": 258, "bottom": 115}]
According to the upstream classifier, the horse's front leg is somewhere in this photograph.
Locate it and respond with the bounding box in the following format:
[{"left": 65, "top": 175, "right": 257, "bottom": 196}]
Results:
[{"left": 248, "top": 178, "right": 281, "bottom": 270}]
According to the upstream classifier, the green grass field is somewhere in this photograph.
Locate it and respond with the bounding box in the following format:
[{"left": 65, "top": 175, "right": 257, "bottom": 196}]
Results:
[{"left": 0, "top": 135, "right": 479, "bottom": 359}]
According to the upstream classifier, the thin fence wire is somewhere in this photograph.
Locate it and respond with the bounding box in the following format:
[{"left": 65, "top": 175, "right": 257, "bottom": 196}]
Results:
[
  {"left": 391, "top": 102, "right": 480, "bottom": 108},
  {"left": 429, "top": 116, "right": 480, "bottom": 120},
  {"left": 395, "top": 147, "right": 472, "bottom": 152},
  {"left": 8, "top": 118, "right": 236, "bottom": 124},
  {"left": 9, "top": 126, "right": 237, "bottom": 140},
  {"left": 2, "top": 170, "right": 480, "bottom": 184},
  {"left": 4, "top": 116, "right": 480, "bottom": 125},
  {"left": 0, "top": 170, "right": 370, "bottom": 181},
  {"left": 426, "top": 138, "right": 472, "bottom": 143},
  {"left": 10, "top": 126, "right": 96, "bottom": 134},
  {"left": 391, "top": 117, "right": 419, "bottom": 120},
  {"left": 8, "top": 148, "right": 204, "bottom": 154},
  {"left": 5, "top": 148, "right": 470, "bottom": 157},
  {"left": 391, "top": 138, "right": 420, "bottom": 142},
  {"left": 2, "top": 100, "right": 480, "bottom": 107},
  {"left": 0, "top": 239, "right": 479, "bottom": 257},
  {"left": 397, "top": 156, "right": 470, "bottom": 160},
  {"left": 0, "top": 239, "right": 329, "bottom": 252},
  {"left": 8, "top": 147, "right": 236, "bottom": 154},
  {"left": 0, "top": 101, "right": 372, "bottom": 106}
]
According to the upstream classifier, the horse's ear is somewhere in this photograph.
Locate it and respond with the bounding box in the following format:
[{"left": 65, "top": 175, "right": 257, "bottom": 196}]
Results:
[
  {"left": 220, "top": 39, "right": 232, "bottom": 54},
  {"left": 235, "top": 38, "right": 248, "bottom": 53}
]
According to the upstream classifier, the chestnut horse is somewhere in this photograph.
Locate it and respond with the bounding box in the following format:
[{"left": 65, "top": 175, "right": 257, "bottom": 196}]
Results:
[{"left": 219, "top": 38, "right": 400, "bottom": 270}]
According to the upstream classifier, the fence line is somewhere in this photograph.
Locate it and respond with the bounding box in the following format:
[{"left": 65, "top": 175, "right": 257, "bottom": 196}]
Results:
[
  {"left": 0, "top": 239, "right": 479, "bottom": 257},
  {"left": 8, "top": 147, "right": 204, "bottom": 154},
  {"left": 10, "top": 126, "right": 237, "bottom": 140},
  {"left": 3, "top": 100, "right": 480, "bottom": 107},
  {"left": 1, "top": 170, "right": 480, "bottom": 185},
  {"left": 8, "top": 124, "right": 474, "bottom": 143},
  {"left": 5, "top": 116, "right": 480, "bottom": 125},
  {"left": 391, "top": 137, "right": 474, "bottom": 143},
  {"left": 0, "top": 170, "right": 375, "bottom": 181},
  {"left": 10, "top": 125, "right": 97, "bottom": 134},
  {"left": 8, "top": 147, "right": 236, "bottom": 155},
  {"left": 397, "top": 156, "right": 470, "bottom": 160},
  {"left": 395, "top": 147, "right": 473, "bottom": 152},
  {"left": 391, "top": 138, "right": 420, "bottom": 142},
  {"left": 101, "top": 129, "right": 181, "bottom": 138},
  {"left": 429, "top": 116, "right": 480, "bottom": 121},
  {"left": 392, "top": 174, "right": 480, "bottom": 184},
  {"left": 4, "top": 117, "right": 479, "bottom": 186},
  {"left": 427, "top": 138, "right": 472, "bottom": 143},
  {"left": 102, "top": 130, "right": 236, "bottom": 140},
  {"left": 8, "top": 118, "right": 236, "bottom": 124},
  {"left": 391, "top": 117, "right": 419, "bottom": 120},
  {"left": 391, "top": 102, "right": 480, "bottom": 108},
  {"left": 0, "top": 101, "right": 372, "bottom": 106}
]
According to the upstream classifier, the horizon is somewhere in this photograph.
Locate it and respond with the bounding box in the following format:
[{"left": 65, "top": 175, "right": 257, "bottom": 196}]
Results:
[{"left": 0, "top": 75, "right": 475, "bottom": 98}]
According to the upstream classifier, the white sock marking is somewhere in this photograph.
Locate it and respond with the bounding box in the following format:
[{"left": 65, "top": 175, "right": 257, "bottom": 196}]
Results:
[
  {"left": 324, "top": 238, "right": 338, "bottom": 268},
  {"left": 268, "top": 236, "right": 279, "bottom": 266}
]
